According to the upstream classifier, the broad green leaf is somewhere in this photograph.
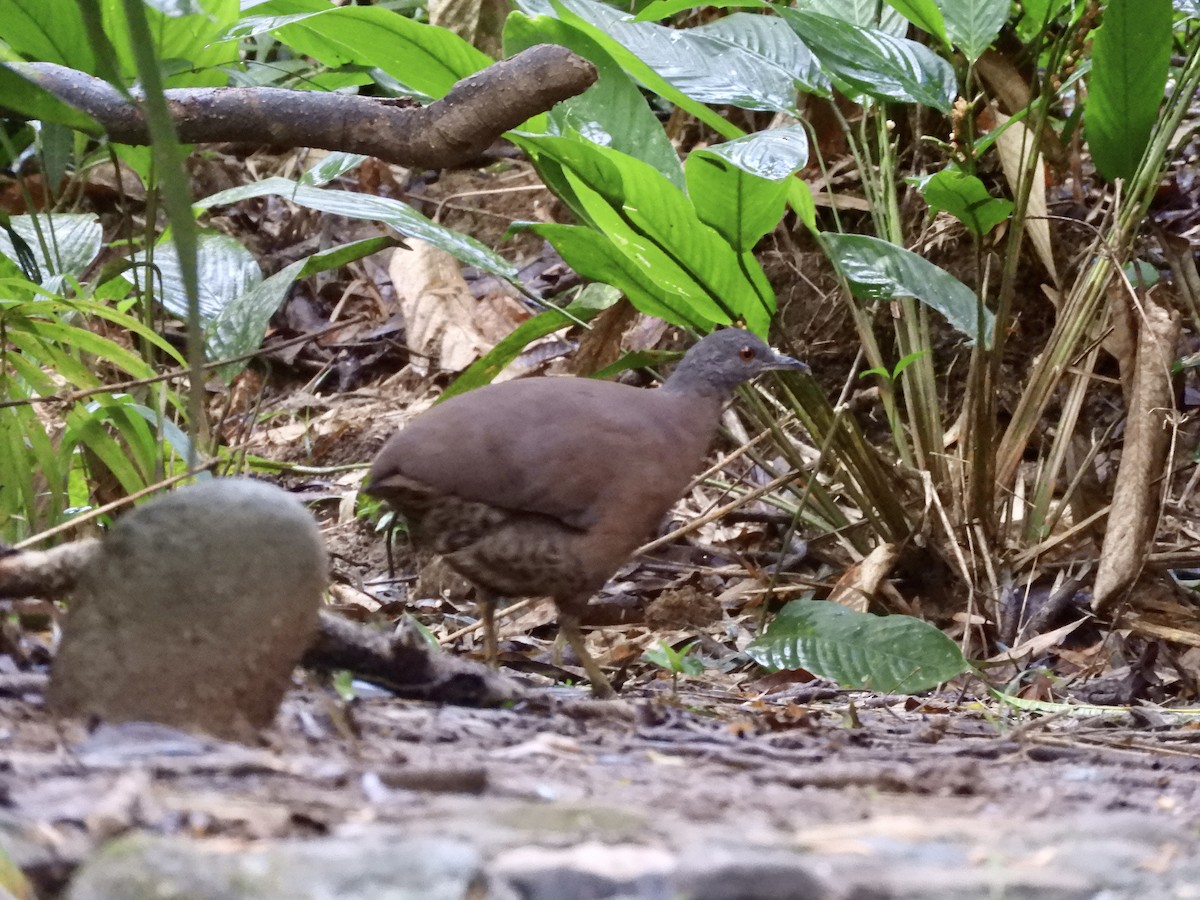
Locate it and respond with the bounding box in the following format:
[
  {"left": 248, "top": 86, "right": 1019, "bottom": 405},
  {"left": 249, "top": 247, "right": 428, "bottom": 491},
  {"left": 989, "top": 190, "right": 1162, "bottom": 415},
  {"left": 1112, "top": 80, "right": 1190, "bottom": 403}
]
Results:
[
  {"left": 1019, "top": 0, "right": 1074, "bottom": 38},
  {"left": 197, "top": 177, "right": 515, "bottom": 278},
  {"left": 643, "top": 640, "right": 704, "bottom": 675},
  {"left": 687, "top": 127, "right": 808, "bottom": 251},
  {"left": 503, "top": 12, "right": 684, "bottom": 188},
  {"left": 518, "top": 134, "right": 773, "bottom": 333},
  {"left": 521, "top": 0, "right": 735, "bottom": 138},
  {"left": 232, "top": 5, "right": 491, "bottom": 101},
  {"left": 699, "top": 124, "right": 809, "bottom": 180},
  {"left": 794, "top": 0, "right": 908, "bottom": 34},
  {"left": 684, "top": 161, "right": 784, "bottom": 250},
  {"left": 96, "top": 0, "right": 240, "bottom": 89},
  {"left": 936, "top": 0, "right": 1007, "bottom": 61},
  {"left": 442, "top": 283, "right": 619, "bottom": 399},
  {"left": 822, "top": 232, "right": 993, "bottom": 345},
  {"left": 540, "top": 0, "right": 828, "bottom": 117},
  {"left": 633, "top": 0, "right": 769, "bottom": 22},
  {"left": 884, "top": 0, "right": 949, "bottom": 46},
  {"left": 135, "top": 230, "right": 261, "bottom": 323},
  {"left": 1085, "top": 0, "right": 1172, "bottom": 182},
  {"left": 747, "top": 598, "right": 970, "bottom": 693},
  {"left": 910, "top": 169, "right": 1012, "bottom": 236},
  {"left": 517, "top": 221, "right": 718, "bottom": 329},
  {"left": 0, "top": 0, "right": 98, "bottom": 71},
  {"left": 207, "top": 236, "right": 397, "bottom": 374},
  {"left": 301, "top": 152, "right": 367, "bottom": 186},
  {"left": 0, "top": 213, "right": 102, "bottom": 289},
  {"left": 779, "top": 8, "right": 956, "bottom": 111},
  {"left": 0, "top": 65, "right": 101, "bottom": 132}
]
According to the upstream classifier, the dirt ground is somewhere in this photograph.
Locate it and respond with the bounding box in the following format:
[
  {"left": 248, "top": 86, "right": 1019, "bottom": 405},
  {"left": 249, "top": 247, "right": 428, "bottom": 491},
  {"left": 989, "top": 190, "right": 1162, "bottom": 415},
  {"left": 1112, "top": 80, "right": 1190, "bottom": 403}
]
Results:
[
  {"left": 7, "top": 145, "right": 1200, "bottom": 898},
  {"left": 5, "top": 661, "right": 1200, "bottom": 898}
]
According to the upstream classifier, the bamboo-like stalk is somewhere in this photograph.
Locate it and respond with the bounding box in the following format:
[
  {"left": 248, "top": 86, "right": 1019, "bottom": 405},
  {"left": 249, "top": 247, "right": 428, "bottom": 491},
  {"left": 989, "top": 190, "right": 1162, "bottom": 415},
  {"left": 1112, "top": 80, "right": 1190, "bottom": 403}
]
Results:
[{"left": 996, "top": 32, "right": 1200, "bottom": 497}]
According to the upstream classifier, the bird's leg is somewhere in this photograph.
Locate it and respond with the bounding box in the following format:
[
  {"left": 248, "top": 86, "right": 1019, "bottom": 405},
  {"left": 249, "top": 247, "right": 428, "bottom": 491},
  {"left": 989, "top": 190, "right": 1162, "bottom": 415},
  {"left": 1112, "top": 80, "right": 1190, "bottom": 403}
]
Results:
[
  {"left": 559, "top": 612, "right": 615, "bottom": 699},
  {"left": 478, "top": 590, "right": 499, "bottom": 667}
]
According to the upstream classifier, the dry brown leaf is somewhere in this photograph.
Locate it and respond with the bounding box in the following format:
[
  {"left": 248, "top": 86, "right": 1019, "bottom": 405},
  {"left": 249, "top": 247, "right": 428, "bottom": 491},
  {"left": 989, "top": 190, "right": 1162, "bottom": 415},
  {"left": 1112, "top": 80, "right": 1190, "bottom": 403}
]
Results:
[
  {"left": 984, "top": 618, "right": 1085, "bottom": 664},
  {"left": 1104, "top": 277, "right": 1137, "bottom": 385},
  {"left": 827, "top": 543, "right": 898, "bottom": 613},
  {"left": 975, "top": 50, "right": 1066, "bottom": 168},
  {"left": 1093, "top": 287, "right": 1181, "bottom": 614},
  {"left": 991, "top": 110, "right": 1058, "bottom": 286},
  {"left": 569, "top": 297, "right": 637, "bottom": 375},
  {"left": 1115, "top": 580, "right": 1200, "bottom": 646},
  {"left": 387, "top": 240, "right": 526, "bottom": 374}
]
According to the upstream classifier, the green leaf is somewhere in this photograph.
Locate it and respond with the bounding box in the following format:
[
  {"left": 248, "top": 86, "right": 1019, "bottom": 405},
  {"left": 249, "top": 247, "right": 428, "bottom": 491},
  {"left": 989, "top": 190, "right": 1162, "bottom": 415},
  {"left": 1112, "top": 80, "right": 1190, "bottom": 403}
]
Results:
[
  {"left": 936, "top": 0, "right": 1007, "bottom": 61},
  {"left": 686, "top": 154, "right": 788, "bottom": 252},
  {"left": 135, "top": 230, "right": 261, "bottom": 323},
  {"left": 197, "top": 177, "right": 515, "bottom": 279},
  {"left": 747, "top": 598, "right": 970, "bottom": 693},
  {"left": 0, "top": 213, "right": 102, "bottom": 288},
  {"left": 518, "top": 221, "right": 722, "bottom": 329},
  {"left": 794, "top": 0, "right": 907, "bottom": 32},
  {"left": 517, "top": 134, "right": 774, "bottom": 333},
  {"left": 0, "top": 0, "right": 98, "bottom": 70},
  {"left": 66, "top": 404, "right": 149, "bottom": 493},
  {"left": 301, "top": 151, "right": 367, "bottom": 186},
  {"left": 102, "top": 0, "right": 240, "bottom": 88},
  {"left": 633, "top": 0, "right": 769, "bottom": 22},
  {"left": 778, "top": 7, "right": 956, "bottom": 111},
  {"left": 910, "top": 169, "right": 1013, "bottom": 236},
  {"left": 232, "top": 5, "right": 491, "bottom": 101},
  {"left": 1085, "top": 0, "right": 1172, "bottom": 182},
  {"left": 542, "top": 0, "right": 828, "bottom": 117},
  {"left": 17, "top": 319, "right": 153, "bottom": 380},
  {"left": 0, "top": 403, "right": 63, "bottom": 541},
  {"left": 441, "top": 283, "right": 619, "bottom": 399},
  {"left": 686, "top": 126, "right": 809, "bottom": 252},
  {"left": 892, "top": 349, "right": 929, "bottom": 378},
  {"left": 822, "top": 232, "right": 993, "bottom": 345},
  {"left": 0, "top": 65, "right": 101, "bottom": 132},
  {"left": 206, "top": 236, "right": 398, "bottom": 376},
  {"left": 698, "top": 123, "right": 809, "bottom": 180},
  {"left": 884, "top": 0, "right": 949, "bottom": 47},
  {"left": 503, "top": 12, "right": 685, "bottom": 188},
  {"left": 643, "top": 640, "right": 704, "bottom": 674},
  {"left": 787, "top": 178, "right": 818, "bottom": 235}
]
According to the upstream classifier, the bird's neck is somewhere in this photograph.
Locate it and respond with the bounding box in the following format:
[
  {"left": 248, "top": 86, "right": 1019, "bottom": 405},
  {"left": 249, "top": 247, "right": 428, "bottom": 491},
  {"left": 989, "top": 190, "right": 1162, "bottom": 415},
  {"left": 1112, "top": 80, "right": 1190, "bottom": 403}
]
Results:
[{"left": 661, "top": 366, "right": 736, "bottom": 402}]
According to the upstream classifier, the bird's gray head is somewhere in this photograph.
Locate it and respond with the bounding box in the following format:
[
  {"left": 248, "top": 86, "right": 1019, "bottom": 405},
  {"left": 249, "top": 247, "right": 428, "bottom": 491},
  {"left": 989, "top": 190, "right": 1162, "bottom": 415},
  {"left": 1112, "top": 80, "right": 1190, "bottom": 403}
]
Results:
[{"left": 662, "top": 330, "right": 808, "bottom": 399}]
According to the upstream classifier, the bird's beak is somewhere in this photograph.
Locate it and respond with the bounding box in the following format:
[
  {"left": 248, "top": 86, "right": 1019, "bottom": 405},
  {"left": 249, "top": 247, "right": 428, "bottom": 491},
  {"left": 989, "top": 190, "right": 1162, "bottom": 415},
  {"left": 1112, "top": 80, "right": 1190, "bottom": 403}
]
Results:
[{"left": 769, "top": 350, "right": 810, "bottom": 373}]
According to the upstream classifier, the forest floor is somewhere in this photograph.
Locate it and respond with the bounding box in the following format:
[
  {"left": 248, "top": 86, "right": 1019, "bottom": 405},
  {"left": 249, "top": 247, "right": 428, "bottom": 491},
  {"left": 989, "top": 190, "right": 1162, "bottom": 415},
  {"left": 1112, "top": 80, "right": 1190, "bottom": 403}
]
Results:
[
  {"left": 5, "top": 674, "right": 1200, "bottom": 898},
  {"left": 6, "top": 151, "right": 1200, "bottom": 899}
]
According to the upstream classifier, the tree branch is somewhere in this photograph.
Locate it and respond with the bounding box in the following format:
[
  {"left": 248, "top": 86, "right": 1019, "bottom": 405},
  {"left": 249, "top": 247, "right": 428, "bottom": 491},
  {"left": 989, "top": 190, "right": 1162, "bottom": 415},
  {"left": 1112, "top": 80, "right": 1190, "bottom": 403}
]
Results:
[{"left": 7, "top": 44, "right": 596, "bottom": 169}]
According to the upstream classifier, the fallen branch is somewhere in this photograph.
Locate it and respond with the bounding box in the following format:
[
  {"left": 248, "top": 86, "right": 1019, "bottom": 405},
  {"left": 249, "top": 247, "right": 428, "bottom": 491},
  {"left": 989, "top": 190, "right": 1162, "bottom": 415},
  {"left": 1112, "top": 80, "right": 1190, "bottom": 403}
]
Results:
[
  {"left": 0, "top": 524, "right": 520, "bottom": 709},
  {"left": 7, "top": 45, "right": 596, "bottom": 169}
]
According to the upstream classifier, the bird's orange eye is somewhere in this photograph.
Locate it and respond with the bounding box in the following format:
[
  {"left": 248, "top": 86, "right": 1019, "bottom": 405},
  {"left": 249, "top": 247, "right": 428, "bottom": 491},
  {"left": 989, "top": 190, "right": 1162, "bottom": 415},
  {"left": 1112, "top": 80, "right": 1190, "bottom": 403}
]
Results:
[{"left": 739, "top": 346, "right": 755, "bottom": 361}]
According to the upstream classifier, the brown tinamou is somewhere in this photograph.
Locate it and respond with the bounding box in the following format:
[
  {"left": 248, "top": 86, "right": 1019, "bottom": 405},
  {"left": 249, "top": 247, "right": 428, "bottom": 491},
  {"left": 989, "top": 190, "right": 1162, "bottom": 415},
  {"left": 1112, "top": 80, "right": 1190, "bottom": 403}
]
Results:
[{"left": 365, "top": 329, "right": 806, "bottom": 696}]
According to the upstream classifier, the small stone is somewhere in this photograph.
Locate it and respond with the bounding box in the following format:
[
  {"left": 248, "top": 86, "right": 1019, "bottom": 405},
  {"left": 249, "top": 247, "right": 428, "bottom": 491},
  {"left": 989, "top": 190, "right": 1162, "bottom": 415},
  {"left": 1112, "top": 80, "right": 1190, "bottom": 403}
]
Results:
[
  {"left": 66, "top": 831, "right": 495, "bottom": 900},
  {"left": 49, "top": 479, "right": 326, "bottom": 741}
]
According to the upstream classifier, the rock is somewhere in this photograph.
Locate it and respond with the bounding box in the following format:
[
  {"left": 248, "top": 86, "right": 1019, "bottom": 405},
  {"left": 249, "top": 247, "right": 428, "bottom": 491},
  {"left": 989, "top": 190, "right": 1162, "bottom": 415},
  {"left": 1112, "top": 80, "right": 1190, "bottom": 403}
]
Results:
[
  {"left": 49, "top": 479, "right": 326, "bottom": 741},
  {"left": 66, "top": 832, "right": 499, "bottom": 900}
]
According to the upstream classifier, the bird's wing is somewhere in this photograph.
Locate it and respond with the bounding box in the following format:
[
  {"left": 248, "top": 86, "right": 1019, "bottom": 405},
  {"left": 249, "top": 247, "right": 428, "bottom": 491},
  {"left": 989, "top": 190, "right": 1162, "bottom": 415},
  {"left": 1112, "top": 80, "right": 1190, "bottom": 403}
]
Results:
[{"left": 369, "top": 378, "right": 715, "bottom": 531}]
